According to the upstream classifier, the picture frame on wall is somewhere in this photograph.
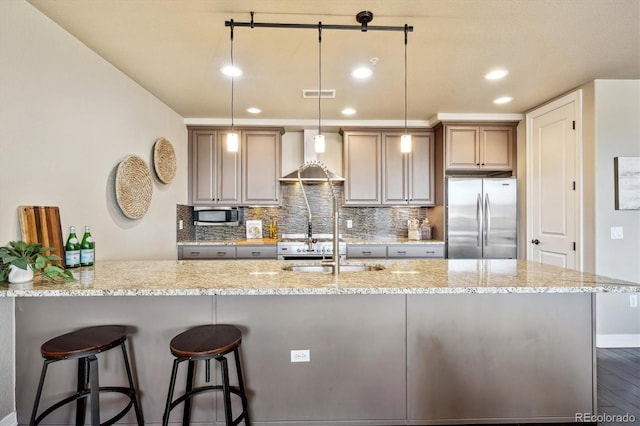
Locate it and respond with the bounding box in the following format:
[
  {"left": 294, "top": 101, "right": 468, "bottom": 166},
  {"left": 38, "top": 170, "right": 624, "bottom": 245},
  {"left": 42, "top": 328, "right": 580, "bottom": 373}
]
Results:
[{"left": 614, "top": 156, "right": 640, "bottom": 210}]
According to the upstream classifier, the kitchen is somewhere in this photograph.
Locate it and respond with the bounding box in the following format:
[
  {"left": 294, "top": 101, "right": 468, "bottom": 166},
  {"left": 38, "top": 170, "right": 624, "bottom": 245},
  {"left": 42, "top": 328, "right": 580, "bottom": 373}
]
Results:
[{"left": 1, "top": 1, "right": 639, "bottom": 425}]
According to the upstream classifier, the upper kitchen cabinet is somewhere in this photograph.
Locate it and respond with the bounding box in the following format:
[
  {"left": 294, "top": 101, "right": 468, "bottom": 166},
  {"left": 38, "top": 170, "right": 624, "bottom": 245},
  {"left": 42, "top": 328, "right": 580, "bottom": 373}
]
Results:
[
  {"left": 188, "top": 126, "right": 283, "bottom": 206},
  {"left": 342, "top": 129, "right": 435, "bottom": 206},
  {"left": 190, "top": 128, "right": 241, "bottom": 205},
  {"left": 242, "top": 129, "right": 282, "bottom": 206},
  {"left": 382, "top": 131, "right": 435, "bottom": 205},
  {"left": 342, "top": 131, "right": 382, "bottom": 205},
  {"left": 443, "top": 124, "right": 516, "bottom": 172}
]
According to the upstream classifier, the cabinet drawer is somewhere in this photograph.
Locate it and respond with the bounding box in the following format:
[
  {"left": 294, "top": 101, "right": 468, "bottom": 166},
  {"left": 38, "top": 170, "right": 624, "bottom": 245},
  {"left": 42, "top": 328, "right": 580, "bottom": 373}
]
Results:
[
  {"left": 387, "top": 244, "right": 444, "bottom": 258},
  {"left": 236, "top": 245, "right": 277, "bottom": 259},
  {"left": 180, "top": 246, "right": 236, "bottom": 259},
  {"left": 347, "top": 245, "right": 387, "bottom": 259}
]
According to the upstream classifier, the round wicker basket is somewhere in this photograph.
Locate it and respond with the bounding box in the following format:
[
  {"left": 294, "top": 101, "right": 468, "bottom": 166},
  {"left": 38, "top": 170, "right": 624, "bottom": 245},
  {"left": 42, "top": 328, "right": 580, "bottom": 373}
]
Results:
[
  {"left": 115, "top": 155, "right": 153, "bottom": 219},
  {"left": 153, "top": 137, "right": 176, "bottom": 184}
]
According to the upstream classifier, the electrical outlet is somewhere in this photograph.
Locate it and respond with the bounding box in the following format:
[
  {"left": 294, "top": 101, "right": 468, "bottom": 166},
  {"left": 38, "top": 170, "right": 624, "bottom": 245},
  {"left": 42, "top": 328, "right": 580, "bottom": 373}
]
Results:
[
  {"left": 178, "top": 220, "right": 184, "bottom": 230},
  {"left": 290, "top": 349, "right": 310, "bottom": 363},
  {"left": 346, "top": 220, "right": 353, "bottom": 229},
  {"left": 610, "top": 227, "right": 624, "bottom": 239},
  {"left": 630, "top": 295, "right": 638, "bottom": 308}
]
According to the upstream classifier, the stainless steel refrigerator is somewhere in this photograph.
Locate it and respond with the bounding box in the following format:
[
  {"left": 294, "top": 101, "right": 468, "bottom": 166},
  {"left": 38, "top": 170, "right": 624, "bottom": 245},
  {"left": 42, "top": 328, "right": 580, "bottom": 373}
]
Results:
[{"left": 446, "top": 177, "right": 517, "bottom": 259}]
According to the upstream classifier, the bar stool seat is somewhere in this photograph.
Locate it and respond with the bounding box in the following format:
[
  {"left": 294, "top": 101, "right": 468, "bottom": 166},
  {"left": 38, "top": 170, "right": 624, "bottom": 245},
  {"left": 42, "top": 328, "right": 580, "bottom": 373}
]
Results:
[
  {"left": 30, "top": 325, "right": 144, "bottom": 426},
  {"left": 162, "top": 324, "right": 250, "bottom": 426}
]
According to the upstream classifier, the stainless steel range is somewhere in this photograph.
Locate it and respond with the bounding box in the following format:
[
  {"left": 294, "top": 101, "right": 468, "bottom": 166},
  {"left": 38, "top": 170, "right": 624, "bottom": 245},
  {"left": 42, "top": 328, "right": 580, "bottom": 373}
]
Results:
[{"left": 277, "top": 233, "right": 346, "bottom": 260}]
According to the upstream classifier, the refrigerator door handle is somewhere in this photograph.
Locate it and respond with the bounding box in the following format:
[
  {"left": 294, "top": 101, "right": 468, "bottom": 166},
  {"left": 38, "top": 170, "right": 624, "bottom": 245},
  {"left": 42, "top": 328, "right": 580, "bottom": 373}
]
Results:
[
  {"left": 476, "top": 193, "right": 482, "bottom": 247},
  {"left": 484, "top": 193, "right": 491, "bottom": 246}
]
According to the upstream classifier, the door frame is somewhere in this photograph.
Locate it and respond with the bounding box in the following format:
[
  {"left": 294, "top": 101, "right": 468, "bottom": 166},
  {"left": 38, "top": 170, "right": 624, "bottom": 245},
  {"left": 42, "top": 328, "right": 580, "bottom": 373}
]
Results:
[{"left": 525, "top": 90, "right": 584, "bottom": 270}]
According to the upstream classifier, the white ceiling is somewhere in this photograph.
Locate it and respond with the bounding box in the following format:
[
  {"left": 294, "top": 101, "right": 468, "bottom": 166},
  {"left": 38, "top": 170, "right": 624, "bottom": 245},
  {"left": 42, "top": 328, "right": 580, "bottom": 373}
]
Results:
[{"left": 27, "top": 0, "right": 640, "bottom": 126}]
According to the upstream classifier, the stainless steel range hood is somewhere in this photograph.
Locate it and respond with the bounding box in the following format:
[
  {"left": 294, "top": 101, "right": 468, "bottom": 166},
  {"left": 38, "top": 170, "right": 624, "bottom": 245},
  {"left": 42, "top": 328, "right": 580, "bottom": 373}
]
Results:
[{"left": 279, "top": 129, "right": 344, "bottom": 183}]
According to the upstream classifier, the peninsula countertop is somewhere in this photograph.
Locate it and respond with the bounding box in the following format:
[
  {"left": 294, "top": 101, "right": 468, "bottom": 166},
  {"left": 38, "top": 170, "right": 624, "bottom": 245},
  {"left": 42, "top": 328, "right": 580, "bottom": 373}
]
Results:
[{"left": 1, "top": 259, "right": 638, "bottom": 297}]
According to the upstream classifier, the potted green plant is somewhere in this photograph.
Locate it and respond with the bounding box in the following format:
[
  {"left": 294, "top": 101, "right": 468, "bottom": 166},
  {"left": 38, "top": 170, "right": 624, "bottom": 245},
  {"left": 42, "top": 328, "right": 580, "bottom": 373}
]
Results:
[{"left": 0, "top": 241, "right": 75, "bottom": 284}]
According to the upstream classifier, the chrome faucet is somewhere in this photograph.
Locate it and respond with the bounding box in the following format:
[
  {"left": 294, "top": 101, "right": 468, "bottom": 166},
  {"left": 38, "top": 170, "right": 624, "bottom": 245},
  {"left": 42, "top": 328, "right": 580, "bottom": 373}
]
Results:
[{"left": 297, "top": 161, "right": 341, "bottom": 274}]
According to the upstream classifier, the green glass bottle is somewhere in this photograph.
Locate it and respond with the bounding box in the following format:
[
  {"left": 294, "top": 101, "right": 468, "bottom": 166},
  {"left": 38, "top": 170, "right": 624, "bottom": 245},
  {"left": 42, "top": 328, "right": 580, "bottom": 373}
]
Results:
[
  {"left": 80, "top": 226, "right": 95, "bottom": 266},
  {"left": 65, "top": 226, "right": 80, "bottom": 268}
]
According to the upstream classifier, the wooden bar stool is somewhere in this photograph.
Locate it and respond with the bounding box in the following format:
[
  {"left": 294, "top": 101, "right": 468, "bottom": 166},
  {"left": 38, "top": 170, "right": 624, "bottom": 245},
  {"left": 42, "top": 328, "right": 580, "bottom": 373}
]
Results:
[
  {"left": 162, "top": 324, "right": 250, "bottom": 426},
  {"left": 30, "top": 325, "right": 144, "bottom": 426}
]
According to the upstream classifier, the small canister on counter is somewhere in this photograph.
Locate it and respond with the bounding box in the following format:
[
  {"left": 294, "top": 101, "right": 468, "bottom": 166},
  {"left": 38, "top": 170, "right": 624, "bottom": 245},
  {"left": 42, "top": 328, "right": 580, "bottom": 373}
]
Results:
[
  {"left": 421, "top": 218, "right": 435, "bottom": 240},
  {"left": 408, "top": 218, "right": 421, "bottom": 240}
]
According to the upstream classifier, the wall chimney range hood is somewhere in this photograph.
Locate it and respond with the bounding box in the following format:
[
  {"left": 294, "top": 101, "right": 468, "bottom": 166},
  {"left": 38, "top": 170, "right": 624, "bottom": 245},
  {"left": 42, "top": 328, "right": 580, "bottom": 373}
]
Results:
[{"left": 279, "top": 129, "right": 344, "bottom": 183}]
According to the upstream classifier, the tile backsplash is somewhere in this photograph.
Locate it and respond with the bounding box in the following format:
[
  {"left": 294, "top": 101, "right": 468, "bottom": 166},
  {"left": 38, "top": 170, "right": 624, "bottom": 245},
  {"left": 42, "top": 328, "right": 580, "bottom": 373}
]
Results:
[{"left": 177, "top": 184, "right": 440, "bottom": 242}]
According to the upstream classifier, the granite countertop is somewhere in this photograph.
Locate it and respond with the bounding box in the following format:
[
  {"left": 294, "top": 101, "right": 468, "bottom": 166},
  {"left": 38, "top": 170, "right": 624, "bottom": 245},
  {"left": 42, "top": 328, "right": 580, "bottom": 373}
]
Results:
[{"left": 1, "top": 259, "right": 638, "bottom": 297}]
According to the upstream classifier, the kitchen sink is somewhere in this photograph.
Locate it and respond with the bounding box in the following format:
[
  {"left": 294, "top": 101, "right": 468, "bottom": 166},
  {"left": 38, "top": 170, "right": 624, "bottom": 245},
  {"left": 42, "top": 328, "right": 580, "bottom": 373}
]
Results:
[{"left": 281, "top": 264, "right": 385, "bottom": 273}]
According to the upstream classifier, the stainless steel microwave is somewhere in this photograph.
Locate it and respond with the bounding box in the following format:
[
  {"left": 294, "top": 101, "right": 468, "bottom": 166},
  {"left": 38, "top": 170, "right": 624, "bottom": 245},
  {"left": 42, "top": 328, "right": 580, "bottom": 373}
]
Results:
[{"left": 193, "top": 207, "right": 242, "bottom": 226}]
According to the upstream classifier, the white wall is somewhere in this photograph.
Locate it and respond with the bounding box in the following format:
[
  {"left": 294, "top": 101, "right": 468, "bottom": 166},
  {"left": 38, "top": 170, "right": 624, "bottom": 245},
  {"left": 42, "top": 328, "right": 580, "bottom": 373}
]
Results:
[
  {"left": 0, "top": 0, "right": 187, "bottom": 419},
  {"left": 591, "top": 80, "right": 640, "bottom": 346}
]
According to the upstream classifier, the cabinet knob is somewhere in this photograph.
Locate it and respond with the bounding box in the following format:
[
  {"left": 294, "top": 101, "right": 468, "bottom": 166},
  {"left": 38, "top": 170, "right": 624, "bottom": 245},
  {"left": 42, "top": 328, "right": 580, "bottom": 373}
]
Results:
[{"left": 531, "top": 239, "right": 540, "bottom": 245}]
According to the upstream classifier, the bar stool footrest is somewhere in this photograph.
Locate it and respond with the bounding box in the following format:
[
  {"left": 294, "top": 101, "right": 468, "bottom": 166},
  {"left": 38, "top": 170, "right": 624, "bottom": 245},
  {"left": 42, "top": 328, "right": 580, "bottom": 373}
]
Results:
[
  {"left": 168, "top": 385, "right": 248, "bottom": 425},
  {"left": 32, "top": 386, "right": 137, "bottom": 426}
]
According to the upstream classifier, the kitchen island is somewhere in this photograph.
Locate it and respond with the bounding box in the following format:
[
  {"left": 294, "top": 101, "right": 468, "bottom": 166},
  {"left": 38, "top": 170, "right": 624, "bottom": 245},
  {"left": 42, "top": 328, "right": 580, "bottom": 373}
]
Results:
[{"left": 3, "top": 259, "right": 638, "bottom": 425}]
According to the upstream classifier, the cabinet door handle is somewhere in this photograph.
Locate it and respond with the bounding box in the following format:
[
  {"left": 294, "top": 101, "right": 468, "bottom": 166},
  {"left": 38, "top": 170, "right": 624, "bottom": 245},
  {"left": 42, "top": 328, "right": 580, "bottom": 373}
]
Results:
[
  {"left": 397, "top": 250, "right": 407, "bottom": 255},
  {"left": 217, "top": 251, "right": 228, "bottom": 256},
  {"left": 362, "top": 251, "right": 372, "bottom": 255},
  {"left": 531, "top": 239, "right": 540, "bottom": 245},
  {"left": 251, "top": 251, "right": 261, "bottom": 256},
  {"left": 190, "top": 251, "right": 200, "bottom": 256}
]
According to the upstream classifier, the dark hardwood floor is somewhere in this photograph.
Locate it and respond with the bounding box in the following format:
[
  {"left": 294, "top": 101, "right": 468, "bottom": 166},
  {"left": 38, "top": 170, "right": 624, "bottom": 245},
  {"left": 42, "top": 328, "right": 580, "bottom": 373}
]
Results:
[{"left": 597, "top": 348, "right": 640, "bottom": 425}]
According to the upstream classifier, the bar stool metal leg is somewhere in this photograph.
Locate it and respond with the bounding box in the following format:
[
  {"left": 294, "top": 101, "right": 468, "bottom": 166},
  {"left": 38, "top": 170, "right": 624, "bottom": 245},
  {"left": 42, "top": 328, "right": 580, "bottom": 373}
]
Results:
[
  {"left": 119, "top": 341, "right": 144, "bottom": 425},
  {"left": 218, "top": 356, "right": 233, "bottom": 426},
  {"left": 76, "top": 358, "right": 87, "bottom": 426},
  {"left": 30, "top": 360, "right": 51, "bottom": 426},
  {"left": 163, "top": 358, "right": 181, "bottom": 426},
  {"left": 233, "top": 347, "right": 250, "bottom": 425},
  {"left": 87, "top": 355, "right": 100, "bottom": 425},
  {"left": 182, "top": 360, "right": 196, "bottom": 426}
]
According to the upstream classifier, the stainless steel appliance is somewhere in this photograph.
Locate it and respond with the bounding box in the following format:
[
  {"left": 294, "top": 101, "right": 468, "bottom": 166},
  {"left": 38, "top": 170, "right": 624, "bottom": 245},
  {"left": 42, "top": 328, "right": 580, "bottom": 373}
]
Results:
[
  {"left": 446, "top": 177, "right": 517, "bottom": 259},
  {"left": 277, "top": 233, "right": 346, "bottom": 260},
  {"left": 193, "top": 207, "right": 241, "bottom": 226}
]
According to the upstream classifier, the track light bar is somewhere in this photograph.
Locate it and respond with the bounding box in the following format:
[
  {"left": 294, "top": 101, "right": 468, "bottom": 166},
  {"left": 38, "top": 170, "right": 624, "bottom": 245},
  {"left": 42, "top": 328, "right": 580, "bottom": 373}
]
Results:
[{"left": 225, "top": 11, "right": 413, "bottom": 33}]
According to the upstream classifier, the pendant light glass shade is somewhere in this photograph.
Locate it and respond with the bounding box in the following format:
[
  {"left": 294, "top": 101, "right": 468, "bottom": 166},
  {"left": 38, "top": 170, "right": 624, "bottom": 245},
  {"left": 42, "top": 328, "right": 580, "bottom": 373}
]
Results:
[
  {"left": 226, "top": 132, "right": 239, "bottom": 152},
  {"left": 400, "top": 134, "right": 412, "bottom": 153},
  {"left": 314, "top": 134, "right": 326, "bottom": 153}
]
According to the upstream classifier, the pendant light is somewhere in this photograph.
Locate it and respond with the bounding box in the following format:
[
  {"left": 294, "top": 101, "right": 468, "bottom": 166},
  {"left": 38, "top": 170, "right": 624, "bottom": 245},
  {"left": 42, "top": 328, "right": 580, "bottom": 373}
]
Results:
[
  {"left": 314, "top": 22, "right": 326, "bottom": 153},
  {"left": 226, "top": 20, "right": 239, "bottom": 153},
  {"left": 400, "top": 24, "right": 412, "bottom": 153}
]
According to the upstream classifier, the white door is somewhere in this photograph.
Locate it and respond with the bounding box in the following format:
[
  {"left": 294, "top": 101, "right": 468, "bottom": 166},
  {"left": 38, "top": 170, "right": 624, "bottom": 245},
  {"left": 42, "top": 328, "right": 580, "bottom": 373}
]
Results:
[{"left": 527, "top": 92, "right": 581, "bottom": 269}]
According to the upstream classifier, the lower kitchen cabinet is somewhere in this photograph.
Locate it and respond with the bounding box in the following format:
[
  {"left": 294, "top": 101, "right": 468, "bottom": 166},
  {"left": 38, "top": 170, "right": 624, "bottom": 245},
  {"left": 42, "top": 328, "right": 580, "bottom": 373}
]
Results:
[
  {"left": 346, "top": 244, "right": 387, "bottom": 259},
  {"left": 217, "top": 295, "right": 407, "bottom": 423},
  {"left": 387, "top": 243, "right": 444, "bottom": 258},
  {"left": 235, "top": 245, "right": 277, "bottom": 259},
  {"left": 178, "top": 245, "right": 236, "bottom": 259}
]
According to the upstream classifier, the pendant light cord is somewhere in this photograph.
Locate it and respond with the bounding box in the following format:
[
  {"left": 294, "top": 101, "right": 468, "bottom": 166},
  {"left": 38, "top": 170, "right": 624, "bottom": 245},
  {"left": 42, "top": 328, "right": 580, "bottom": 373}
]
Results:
[
  {"left": 404, "top": 24, "right": 408, "bottom": 134},
  {"left": 230, "top": 20, "right": 235, "bottom": 131},
  {"left": 317, "top": 22, "right": 322, "bottom": 137}
]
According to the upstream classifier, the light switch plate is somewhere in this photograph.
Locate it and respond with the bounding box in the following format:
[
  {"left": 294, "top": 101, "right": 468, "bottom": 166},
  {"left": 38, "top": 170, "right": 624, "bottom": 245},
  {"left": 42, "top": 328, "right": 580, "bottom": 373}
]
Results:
[{"left": 610, "top": 227, "right": 624, "bottom": 239}]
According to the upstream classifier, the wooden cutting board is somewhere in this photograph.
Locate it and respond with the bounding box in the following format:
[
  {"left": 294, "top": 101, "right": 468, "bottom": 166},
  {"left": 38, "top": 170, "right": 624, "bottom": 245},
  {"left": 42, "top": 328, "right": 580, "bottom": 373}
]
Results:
[{"left": 18, "top": 206, "right": 65, "bottom": 267}]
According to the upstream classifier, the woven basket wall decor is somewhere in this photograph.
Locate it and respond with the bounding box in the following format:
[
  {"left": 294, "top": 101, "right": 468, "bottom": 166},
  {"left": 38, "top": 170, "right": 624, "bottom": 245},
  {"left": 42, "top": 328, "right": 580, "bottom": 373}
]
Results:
[
  {"left": 153, "top": 137, "right": 176, "bottom": 184},
  {"left": 115, "top": 155, "right": 153, "bottom": 219}
]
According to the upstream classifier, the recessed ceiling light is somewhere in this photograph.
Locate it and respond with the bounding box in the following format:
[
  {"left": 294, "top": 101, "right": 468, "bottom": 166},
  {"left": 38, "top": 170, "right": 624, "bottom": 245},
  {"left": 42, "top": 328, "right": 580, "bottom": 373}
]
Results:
[
  {"left": 221, "top": 65, "right": 242, "bottom": 77},
  {"left": 341, "top": 107, "right": 356, "bottom": 115},
  {"left": 485, "top": 69, "right": 509, "bottom": 80},
  {"left": 351, "top": 67, "right": 372, "bottom": 79},
  {"left": 246, "top": 107, "right": 262, "bottom": 114},
  {"left": 494, "top": 96, "right": 513, "bottom": 104}
]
